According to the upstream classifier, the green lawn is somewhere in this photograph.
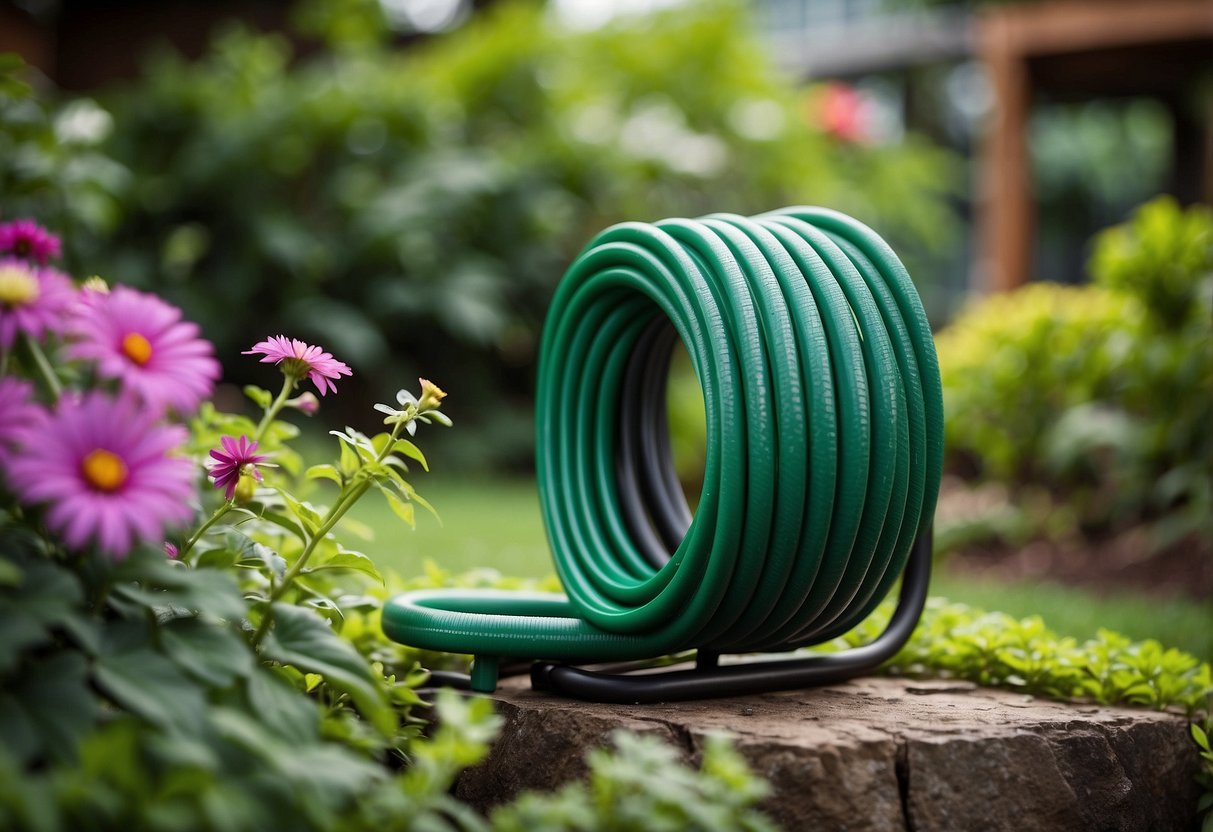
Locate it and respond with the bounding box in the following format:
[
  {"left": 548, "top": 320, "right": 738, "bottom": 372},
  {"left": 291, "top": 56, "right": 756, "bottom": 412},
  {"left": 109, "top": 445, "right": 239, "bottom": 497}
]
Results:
[{"left": 353, "top": 476, "right": 1212, "bottom": 660}]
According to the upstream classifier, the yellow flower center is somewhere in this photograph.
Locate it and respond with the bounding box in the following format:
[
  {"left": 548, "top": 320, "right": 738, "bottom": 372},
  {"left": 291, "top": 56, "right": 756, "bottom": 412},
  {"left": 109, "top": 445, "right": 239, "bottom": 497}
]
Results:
[
  {"left": 0, "top": 265, "right": 39, "bottom": 308},
  {"left": 81, "top": 449, "right": 128, "bottom": 492},
  {"left": 121, "top": 332, "right": 153, "bottom": 366}
]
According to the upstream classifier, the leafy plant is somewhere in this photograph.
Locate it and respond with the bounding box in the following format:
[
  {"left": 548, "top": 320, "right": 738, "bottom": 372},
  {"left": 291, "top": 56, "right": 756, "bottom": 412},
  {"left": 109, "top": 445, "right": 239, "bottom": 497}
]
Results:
[
  {"left": 833, "top": 595, "right": 1213, "bottom": 714},
  {"left": 935, "top": 196, "right": 1213, "bottom": 546},
  {"left": 1193, "top": 716, "right": 1213, "bottom": 832},
  {"left": 0, "top": 217, "right": 784, "bottom": 830},
  {"left": 9, "top": 0, "right": 958, "bottom": 467},
  {"left": 491, "top": 732, "right": 776, "bottom": 832}
]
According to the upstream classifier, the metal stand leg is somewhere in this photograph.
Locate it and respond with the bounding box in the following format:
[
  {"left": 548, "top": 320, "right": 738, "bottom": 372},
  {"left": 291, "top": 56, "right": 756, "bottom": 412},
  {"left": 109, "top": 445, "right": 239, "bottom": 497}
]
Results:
[{"left": 529, "top": 527, "right": 932, "bottom": 703}]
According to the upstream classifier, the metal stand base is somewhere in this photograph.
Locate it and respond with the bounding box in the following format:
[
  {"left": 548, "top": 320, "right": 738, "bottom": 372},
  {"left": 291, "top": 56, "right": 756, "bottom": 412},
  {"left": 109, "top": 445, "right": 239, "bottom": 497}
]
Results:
[{"left": 526, "top": 528, "right": 931, "bottom": 703}]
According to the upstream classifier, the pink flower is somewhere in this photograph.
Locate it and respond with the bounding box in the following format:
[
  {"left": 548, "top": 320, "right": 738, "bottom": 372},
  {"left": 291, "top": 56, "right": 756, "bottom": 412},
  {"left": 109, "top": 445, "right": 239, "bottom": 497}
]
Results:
[
  {"left": 6, "top": 393, "right": 195, "bottom": 558},
  {"left": 813, "top": 82, "right": 869, "bottom": 144},
  {"left": 0, "top": 220, "right": 61, "bottom": 264},
  {"left": 164, "top": 541, "right": 179, "bottom": 559},
  {"left": 207, "top": 435, "right": 269, "bottom": 501},
  {"left": 243, "top": 335, "right": 351, "bottom": 396},
  {"left": 67, "top": 286, "right": 220, "bottom": 416},
  {"left": 0, "top": 377, "right": 45, "bottom": 467},
  {"left": 287, "top": 391, "right": 320, "bottom": 416},
  {"left": 0, "top": 258, "right": 75, "bottom": 349}
]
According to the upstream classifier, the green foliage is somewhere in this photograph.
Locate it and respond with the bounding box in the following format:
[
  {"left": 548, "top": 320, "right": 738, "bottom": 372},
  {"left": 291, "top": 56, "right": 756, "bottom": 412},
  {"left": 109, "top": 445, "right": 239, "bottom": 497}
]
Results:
[
  {"left": 936, "top": 196, "right": 1213, "bottom": 545},
  {"left": 0, "top": 58, "right": 130, "bottom": 263},
  {"left": 491, "top": 732, "right": 776, "bottom": 832},
  {"left": 937, "top": 282, "right": 1139, "bottom": 481},
  {"left": 835, "top": 595, "right": 1213, "bottom": 714},
  {"left": 1193, "top": 715, "right": 1213, "bottom": 832},
  {"left": 1090, "top": 195, "right": 1212, "bottom": 329},
  {"left": 15, "top": 1, "right": 955, "bottom": 465}
]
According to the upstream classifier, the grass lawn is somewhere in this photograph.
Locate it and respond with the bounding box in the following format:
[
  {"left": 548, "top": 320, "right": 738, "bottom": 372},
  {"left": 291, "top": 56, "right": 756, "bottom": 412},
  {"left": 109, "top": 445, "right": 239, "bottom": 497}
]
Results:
[{"left": 354, "top": 475, "right": 1212, "bottom": 661}]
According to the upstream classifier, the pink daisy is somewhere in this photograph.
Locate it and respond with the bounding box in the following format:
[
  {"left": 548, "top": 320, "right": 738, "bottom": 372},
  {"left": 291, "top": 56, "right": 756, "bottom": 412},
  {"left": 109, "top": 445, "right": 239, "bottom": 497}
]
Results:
[
  {"left": 207, "top": 435, "right": 269, "bottom": 501},
  {"left": 243, "top": 335, "right": 351, "bottom": 396},
  {"left": 6, "top": 393, "right": 195, "bottom": 558},
  {"left": 0, "top": 377, "right": 46, "bottom": 467},
  {"left": 67, "top": 286, "right": 220, "bottom": 416},
  {"left": 0, "top": 219, "right": 62, "bottom": 264},
  {"left": 0, "top": 258, "right": 75, "bottom": 349}
]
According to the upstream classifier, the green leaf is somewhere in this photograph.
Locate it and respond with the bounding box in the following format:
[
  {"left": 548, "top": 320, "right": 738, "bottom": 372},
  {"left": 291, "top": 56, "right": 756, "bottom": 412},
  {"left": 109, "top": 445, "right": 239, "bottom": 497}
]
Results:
[
  {"left": 392, "top": 438, "right": 429, "bottom": 471},
  {"left": 222, "top": 529, "right": 286, "bottom": 578},
  {"left": 243, "top": 384, "right": 272, "bottom": 409},
  {"left": 305, "top": 548, "right": 384, "bottom": 584},
  {"left": 334, "top": 432, "right": 361, "bottom": 476},
  {"left": 377, "top": 484, "right": 415, "bottom": 528},
  {"left": 0, "top": 559, "right": 85, "bottom": 673},
  {"left": 1192, "top": 721, "right": 1210, "bottom": 751},
  {"left": 160, "top": 617, "right": 254, "bottom": 687},
  {"left": 306, "top": 464, "right": 344, "bottom": 486},
  {"left": 0, "top": 650, "right": 97, "bottom": 766},
  {"left": 261, "top": 603, "right": 394, "bottom": 737},
  {"left": 109, "top": 551, "right": 247, "bottom": 622},
  {"left": 244, "top": 667, "right": 320, "bottom": 744},
  {"left": 0, "top": 558, "right": 21, "bottom": 587},
  {"left": 94, "top": 647, "right": 208, "bottom": 732},
  {"left": 195, "top": 548, "right": 238, "bottom": 570},
  {"left": 259, "top": 509, "right": 308, "bottom": 543},
  {"left": 279, "top": 491, "right": 324, "bottom": 537}
]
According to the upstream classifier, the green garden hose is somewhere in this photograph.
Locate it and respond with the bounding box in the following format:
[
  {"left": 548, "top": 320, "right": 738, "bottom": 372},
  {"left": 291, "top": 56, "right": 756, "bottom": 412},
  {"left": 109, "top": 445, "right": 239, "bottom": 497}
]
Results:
[{"left": 382, "top": 206, "right": 943, "bottom": 702}]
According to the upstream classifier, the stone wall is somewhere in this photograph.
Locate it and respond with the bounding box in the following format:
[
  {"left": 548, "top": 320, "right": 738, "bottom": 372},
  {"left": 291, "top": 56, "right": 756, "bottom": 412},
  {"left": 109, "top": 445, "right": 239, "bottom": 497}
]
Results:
[{"left": 455, "top": 676, "right": 1201, "bottom": 831}]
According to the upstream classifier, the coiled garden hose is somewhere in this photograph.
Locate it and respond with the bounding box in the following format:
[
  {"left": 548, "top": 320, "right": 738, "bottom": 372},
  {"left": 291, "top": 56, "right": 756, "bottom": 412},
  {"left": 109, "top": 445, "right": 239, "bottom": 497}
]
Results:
[{"left": 382, "top": 207, "right": 943, "bottom": 703}]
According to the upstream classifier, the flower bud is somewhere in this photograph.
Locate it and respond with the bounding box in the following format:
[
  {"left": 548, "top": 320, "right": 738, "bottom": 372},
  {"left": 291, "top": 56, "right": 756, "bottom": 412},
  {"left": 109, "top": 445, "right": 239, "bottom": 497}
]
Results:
[
  {"left": 80, "top": 276, "right": 110, "bottom": 294},
  {"left": 234, "top": 472, "right": 258, "bottom": 505},
  {"left": 288, "top": 391, "right": 320, "bottom": 416},
  {"left": 417, "top": 378, "right": 447, "bottom": 413}
]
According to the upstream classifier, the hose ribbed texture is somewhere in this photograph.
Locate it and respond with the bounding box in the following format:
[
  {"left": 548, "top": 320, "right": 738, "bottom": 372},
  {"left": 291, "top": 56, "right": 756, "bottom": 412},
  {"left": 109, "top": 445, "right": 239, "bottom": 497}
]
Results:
[{"left": 382, "top": 207, "right": 943, "bottom": 664}]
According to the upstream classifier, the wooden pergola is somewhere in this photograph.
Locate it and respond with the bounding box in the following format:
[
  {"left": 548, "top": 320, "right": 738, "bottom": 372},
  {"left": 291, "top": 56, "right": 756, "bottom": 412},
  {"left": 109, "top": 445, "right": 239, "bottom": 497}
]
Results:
[{"left": 978, "top": 0, "right": 1213, "bottom": 292}]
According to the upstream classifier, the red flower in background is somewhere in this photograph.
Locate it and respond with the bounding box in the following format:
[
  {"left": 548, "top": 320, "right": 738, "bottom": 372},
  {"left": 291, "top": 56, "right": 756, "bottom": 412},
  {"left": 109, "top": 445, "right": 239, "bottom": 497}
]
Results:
[{"left": 814, "top": 82, "right": 870, "bottom": 144}]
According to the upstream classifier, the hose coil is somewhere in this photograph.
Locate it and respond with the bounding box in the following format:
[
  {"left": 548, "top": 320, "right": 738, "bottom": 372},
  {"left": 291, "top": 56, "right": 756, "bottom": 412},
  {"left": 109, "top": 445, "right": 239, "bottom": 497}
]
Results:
[{"left": 383, "top": 207, "right": 943, "bottom": 686}]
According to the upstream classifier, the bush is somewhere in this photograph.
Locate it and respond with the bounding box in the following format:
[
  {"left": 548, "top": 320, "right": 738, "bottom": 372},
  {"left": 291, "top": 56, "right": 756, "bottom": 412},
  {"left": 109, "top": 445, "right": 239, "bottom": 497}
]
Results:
[
  {"left": 6, "top": 0, "right": 959, "bottom": 467},
  {"left": 936, "top": 196, "right": 1213, "bottom": 544}
]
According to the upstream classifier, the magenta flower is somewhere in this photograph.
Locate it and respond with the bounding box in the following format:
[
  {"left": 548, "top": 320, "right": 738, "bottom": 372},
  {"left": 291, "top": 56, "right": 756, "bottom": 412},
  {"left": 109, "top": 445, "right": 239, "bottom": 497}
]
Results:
[
  {"left": 6, "top": 393, "right": 195, "bottom": 558},
  {"left": 164, "top": 541, "right": 179, "bottom": 559},
  {"left": 244, "top": 335, "right": 351, "bottom": 396},
  {"left": 0, "top": 377, "right": 45, "bottom": 467},
  {"left": 208, "top": 435, "right": 269, "bottom": 501},
  {"left": 0, "top": 219, "right": 62, "bottom": 264},
  {"left": 67, "top": 286, "right": 220, "bottom": 416},
  {"left": 0, "top": 258, "right": 75, "bottom": 349}
]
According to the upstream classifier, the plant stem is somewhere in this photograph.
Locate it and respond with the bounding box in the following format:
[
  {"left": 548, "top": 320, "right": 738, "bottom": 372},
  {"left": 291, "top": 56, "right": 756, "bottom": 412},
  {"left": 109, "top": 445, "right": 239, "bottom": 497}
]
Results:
[
  {"left": 22, "top": 334, "right": 61, "bottom": 401},
  {"left": 251, "top": 414, "right": 412, "bottom": 647},
  {"left": 253, "top": 374, "right": 297, "bottom": 444},
  {"left": 179, "top": 503, "right": 234, "bottom": 559}
]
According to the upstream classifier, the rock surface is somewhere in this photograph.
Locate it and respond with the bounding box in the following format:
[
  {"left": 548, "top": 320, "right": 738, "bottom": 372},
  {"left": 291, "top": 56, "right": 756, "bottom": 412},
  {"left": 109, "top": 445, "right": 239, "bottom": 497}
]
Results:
[{"left": 454, "top": 675, "right": 1200, "bottom": 831}]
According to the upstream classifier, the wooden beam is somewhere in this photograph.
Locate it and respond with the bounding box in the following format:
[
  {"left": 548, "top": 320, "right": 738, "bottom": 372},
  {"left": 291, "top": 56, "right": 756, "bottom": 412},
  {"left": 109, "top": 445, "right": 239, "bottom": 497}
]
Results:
[
  {"left": 992, "top": 0, "right": 1213, "bottom": 57},
  {"left": 978, "top": 15, "right": 1034, "bottom": 293}
]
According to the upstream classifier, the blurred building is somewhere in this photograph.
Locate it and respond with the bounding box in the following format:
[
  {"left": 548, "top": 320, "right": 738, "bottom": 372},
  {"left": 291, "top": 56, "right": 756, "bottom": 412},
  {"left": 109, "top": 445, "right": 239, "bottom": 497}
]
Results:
[{"left": 752, "top": 0, "right": 1213, "bottom": 294}]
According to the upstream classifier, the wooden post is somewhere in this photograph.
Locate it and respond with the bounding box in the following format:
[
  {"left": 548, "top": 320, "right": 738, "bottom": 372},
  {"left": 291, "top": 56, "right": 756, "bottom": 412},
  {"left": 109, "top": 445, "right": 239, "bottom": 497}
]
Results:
[{"left": 978, "top": 15, "right": 1033, "bottom": 294}]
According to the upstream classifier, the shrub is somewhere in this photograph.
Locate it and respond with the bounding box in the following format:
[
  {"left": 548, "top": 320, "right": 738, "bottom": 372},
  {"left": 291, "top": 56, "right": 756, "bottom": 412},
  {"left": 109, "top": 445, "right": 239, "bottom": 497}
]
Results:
[
  {"left": 5, "top": 0, "right": 959, "bottom": 467},
  {"left": 936, "top": 196, "right": 1213, "bottom": 544}
]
